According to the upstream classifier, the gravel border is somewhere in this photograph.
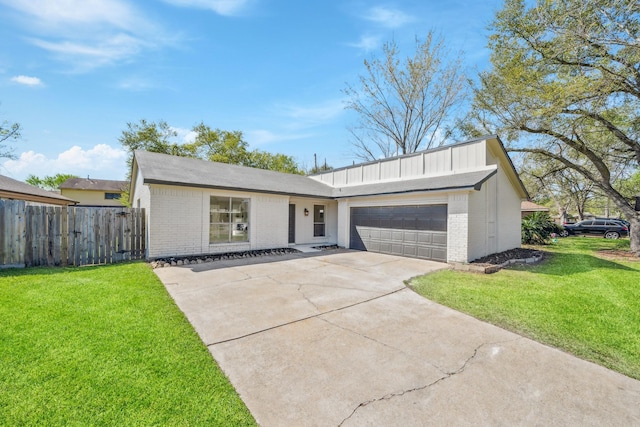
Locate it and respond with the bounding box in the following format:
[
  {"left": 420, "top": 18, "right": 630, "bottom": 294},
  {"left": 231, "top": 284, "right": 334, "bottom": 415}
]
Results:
[{"left": 150, "top": 248, "right": 301, "bottom": 269}]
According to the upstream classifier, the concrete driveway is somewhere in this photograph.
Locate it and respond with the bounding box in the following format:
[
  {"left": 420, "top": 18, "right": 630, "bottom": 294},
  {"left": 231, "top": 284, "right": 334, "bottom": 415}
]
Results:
[{"left": 155, "top": 250, "right": 640, "bottom": 426}]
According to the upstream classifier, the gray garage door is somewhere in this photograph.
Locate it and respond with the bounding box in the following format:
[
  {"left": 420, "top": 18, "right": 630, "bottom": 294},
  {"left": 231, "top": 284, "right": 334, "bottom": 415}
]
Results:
[{"left": 350, "top": 205, "right": 447, "bottom": 262}]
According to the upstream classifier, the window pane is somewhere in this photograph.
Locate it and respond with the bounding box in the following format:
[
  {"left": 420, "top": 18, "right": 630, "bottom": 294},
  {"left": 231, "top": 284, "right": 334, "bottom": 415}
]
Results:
[
  {"left": 231, "top": 198, "right": 249, "bottom": 222},
  {"left": 231, "top": 223, "right": 249, "bottom": 242},
  {"left": 210, "top": 212, "right": 230, "bottom": 223},
  {"left": 314, "top": 224, "right": 325, "bottom": 237},
  {"left": 210, "top": 196, "right": 230, "bottom": 212},
  {"left": 314, "top": 205, "right": 324, "bottom": 223},
  {"left": 210, "top": 224, "right": 230, "bottom": 243}
]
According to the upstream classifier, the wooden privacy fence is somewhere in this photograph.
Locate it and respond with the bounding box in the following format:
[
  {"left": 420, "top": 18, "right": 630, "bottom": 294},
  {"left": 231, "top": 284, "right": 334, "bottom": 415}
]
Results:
[{"left": 0, "top": 199, "right": 145, "bottom": 268}]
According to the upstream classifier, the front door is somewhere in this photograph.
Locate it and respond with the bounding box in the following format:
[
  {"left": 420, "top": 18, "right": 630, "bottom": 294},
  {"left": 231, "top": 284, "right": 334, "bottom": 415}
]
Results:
[{"left": 288, "top": 204, "right": 296, "bottom": 243}]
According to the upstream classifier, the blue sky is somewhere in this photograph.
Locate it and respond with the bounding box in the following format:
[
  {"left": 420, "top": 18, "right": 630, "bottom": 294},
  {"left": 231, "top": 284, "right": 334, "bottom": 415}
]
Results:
[{"left": 0, "top": 0, "right": 503, "bottom": 181}]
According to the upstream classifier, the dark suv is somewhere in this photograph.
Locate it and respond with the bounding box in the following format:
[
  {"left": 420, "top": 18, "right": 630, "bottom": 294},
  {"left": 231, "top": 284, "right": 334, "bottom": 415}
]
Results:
[{"left": 560, "top": 219, "right": 629, "bottom": 239}]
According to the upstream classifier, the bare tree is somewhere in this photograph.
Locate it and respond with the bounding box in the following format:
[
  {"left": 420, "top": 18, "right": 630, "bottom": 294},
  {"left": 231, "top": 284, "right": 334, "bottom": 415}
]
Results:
[{"left": 343, "top": 32, "right": 467, "bottom": 161}]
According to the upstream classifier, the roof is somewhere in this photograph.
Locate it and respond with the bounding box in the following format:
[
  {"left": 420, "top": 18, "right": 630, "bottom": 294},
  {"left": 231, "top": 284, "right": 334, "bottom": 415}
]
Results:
[
  {"left": 0, "top": 174, "right": 77, "bottom": 205},
  {"left": 133, "top": 151, "right": 335, "bottom": 198},
  {"left": 333, "top": 168, "right": 497, "bottom": 198},
  {"left": 60, "top": 178, "right": 127, "bottom": 191},
  {"left": 521, "top": 201, "right": 549, "bottom": 212},
  {"left": 131, "top": 136, "right": 528, "bottom": 201}
]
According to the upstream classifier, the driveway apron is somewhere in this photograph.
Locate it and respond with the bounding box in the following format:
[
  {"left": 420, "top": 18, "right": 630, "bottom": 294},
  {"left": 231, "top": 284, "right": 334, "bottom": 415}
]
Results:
[{"left": 155, "top": 250, "right": 640, "bottom": 426}]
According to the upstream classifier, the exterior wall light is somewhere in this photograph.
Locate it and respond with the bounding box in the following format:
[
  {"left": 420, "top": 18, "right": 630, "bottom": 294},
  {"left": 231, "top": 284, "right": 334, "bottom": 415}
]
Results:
[{"left": 304, "top": 208, "right": 309, "bottom": 216}]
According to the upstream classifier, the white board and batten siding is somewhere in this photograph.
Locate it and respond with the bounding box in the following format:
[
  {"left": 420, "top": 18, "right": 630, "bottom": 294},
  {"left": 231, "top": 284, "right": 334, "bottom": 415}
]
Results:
[{"left": 310, "top": 142, "right": 489, "bottom": 187}]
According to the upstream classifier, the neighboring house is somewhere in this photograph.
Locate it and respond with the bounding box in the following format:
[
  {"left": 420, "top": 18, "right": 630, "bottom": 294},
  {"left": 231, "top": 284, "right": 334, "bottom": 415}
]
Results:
[
  {"left": 130, "top": 135, "right": 529, "bottom": 263},
  {"left": 0, "top": 174, "right": 76, "bottom": 206},
  {"left": 521, "top": 200, "right": 550, "bottom": 218},
  {"left": 60, "top": 178, "right": 127, "bottom": 207}
]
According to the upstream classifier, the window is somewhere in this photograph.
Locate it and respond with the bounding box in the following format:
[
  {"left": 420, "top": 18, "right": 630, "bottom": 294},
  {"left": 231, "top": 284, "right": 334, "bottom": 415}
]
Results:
[
  {"left": 314, "top": 205, "right": 325, "bottom": 237},
  {"left": 105, "top": 192, "right": 121, "bottom": 200},
  {"left": 210, "top": 196, "right": 249, "bottom": 244}
]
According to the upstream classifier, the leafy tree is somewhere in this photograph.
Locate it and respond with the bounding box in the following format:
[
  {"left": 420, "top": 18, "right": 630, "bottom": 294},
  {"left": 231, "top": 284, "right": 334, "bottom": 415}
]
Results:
[
  {"left": 1, "top": 113, "right": 21, "bottom": 159},
  {"left": 468, "top": 0, "right": 640, "bottom": 254},
  {"left": 25, "top": 173, "right": 78, "bottom": 191},
  {"left": 186, "top": 123, "right": 250, "bottom": 165},
  {"left": 119, "top": 119, "right": 197, "bottom": 171},
  {"left": 185, "top": 122, "right": 303, "bottom": 174},
  {"left": 248, "top": 151, "right": 302, "bottom": 174},
  {"left": 119, "top": 120, "right": 303, "bottom": 176},
  {"left": 343, "top": 32, "right": 467, "bottom": 161}
]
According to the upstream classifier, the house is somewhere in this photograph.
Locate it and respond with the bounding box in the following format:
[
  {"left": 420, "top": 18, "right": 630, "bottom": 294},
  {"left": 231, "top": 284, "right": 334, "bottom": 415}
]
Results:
[
  {"left": 521, "top": 200, "right": 550, "bottom": 218},
  {"left": 0, "top": 174, "right": 76, "bottom": 206},
  {"left": 60, "top": 178, "right": 127, "bottom": 207},
  {"left": 130, "top": 135, "right": 529, "bottom": 263}
]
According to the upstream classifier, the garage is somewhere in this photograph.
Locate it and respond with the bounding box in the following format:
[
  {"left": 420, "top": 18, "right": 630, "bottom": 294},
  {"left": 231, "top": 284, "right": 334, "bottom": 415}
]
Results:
[{"left": 349, "top": 205, "right": 447, "bottom": 262}]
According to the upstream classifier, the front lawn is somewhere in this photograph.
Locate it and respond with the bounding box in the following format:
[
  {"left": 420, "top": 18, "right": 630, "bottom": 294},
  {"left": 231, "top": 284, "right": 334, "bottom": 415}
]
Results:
[
  {"left": 411, "top": 238, "right": 640, "bottom": 380},
  {"left": 0, "top": 263, "right": 255, "bottom": 426}
]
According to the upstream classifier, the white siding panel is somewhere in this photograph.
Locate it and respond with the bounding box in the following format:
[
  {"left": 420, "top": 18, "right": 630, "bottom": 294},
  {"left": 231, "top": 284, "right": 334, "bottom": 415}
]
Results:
[
  {"left": 452, "top": 142, "right": 486, "bottom": 171},
  {"left": 400, "top": 156, "right": 422, "bottom": 178},
  {"left": 380, "top": 159, "right": 400, "bottom": 180},
  {"left": 424, "top": 148, "right": 451, "bottom": 175},
  {"left": 333, "top": 169, "right": 348, "bottom": 186},
  {"left": 496, "top": 167, "right": 522, "bottom": 252},
  {"left": 362, "top": 163, "right": 380, "bottom": 182},
  {"left": 467, "top": 181, "right": 489, "bottom": 261},
  {"left": 347, "top": 166, "right": 362, "bottom": 185}
]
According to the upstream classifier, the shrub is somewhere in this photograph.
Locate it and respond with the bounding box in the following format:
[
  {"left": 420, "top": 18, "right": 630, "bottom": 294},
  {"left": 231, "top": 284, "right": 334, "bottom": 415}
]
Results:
[{"left": 522, "top": 211, "right": 563, "bottom": 244}]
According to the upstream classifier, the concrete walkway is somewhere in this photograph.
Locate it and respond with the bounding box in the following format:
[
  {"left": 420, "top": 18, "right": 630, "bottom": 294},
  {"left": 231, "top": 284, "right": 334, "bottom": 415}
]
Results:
[{"left": 155, "top": 250, "right": 640, "bottom": 426}]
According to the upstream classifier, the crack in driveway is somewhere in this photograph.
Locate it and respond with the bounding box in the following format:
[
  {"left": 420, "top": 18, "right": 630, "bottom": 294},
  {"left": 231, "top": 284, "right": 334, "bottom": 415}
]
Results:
[
  {"left": 337, "top": 338, "right": 523, "bottom": 426},
  {"left": 205, "top": 287, "right": 406, "bottom": 347}
]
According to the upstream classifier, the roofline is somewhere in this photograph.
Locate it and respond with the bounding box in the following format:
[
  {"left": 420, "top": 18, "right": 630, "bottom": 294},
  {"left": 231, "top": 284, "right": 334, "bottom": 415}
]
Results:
[
  {"left": 487, "top": 136, "right": 530, "bottom": 199},
  {"left": 0, "top": 190, "right": 77, "bottom": 205},
  {"left": 143, "top": 179, "right": 335, "bottom": 199},
  {"left": 333, "top": 169, "right": 497, "bottom": 199},
  {"left": 309, "top": 134, "right": 499, "bottom": 176}
]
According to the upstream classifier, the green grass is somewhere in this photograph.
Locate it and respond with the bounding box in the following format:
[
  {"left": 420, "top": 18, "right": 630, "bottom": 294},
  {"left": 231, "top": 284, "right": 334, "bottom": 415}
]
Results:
[
  {"left": 411, "top": 238, "right": 640, "bottom": 380},
  {"left": 0, "top": 262, "right": 256, "bottom": 426}
]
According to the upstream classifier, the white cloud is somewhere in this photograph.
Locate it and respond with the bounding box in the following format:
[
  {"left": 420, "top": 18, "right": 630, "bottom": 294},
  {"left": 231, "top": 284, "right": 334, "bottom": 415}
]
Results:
[
  {"left": 161, "top": 0, "right": 251, "bottom": 16},
  {"left": 363, "top": 6, "right": 415, "bottom": 29},
  {"left": 347, "top": 34, "right": 381, "bottom": 52},
  {"left": 279, "top": 98, "right": 345, "bottom": 127},
  {"left": 1, "top": 144, "right": 128, "bottom": 181},
  {"left": 171, "top": 127, "right": 198, "bottom": 144},
  {"left": 10, "top": 75, "right": 44, "bottom": 86},
  {"left": 1, "top": 0, "right": 171, "bottom": 71}
]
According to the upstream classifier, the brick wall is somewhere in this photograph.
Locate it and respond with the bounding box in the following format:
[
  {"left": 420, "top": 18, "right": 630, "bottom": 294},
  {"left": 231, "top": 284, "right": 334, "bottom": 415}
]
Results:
[{"left": 447, "top": 193, "right": 469, "bottom": 262}]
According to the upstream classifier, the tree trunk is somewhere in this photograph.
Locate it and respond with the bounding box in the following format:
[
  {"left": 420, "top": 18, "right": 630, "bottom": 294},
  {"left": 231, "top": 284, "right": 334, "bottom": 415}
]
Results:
[{"left": 628, "top": 216, "right": 640, "bottom": 255}]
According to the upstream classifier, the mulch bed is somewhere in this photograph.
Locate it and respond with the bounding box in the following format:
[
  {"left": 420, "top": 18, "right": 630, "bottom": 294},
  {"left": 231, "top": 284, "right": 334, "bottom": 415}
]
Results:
[
  {"left": 471, "top": 248, "right": 545, "bottom": 265},
  {"left": 595, "top": 250, "right": 640, "bottom": 262}
]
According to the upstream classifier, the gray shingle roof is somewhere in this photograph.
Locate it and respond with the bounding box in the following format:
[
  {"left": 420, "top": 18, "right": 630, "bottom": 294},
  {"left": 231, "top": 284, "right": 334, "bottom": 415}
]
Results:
[
  {"left": 134, "top": 151, "right": 335, "bottom": 198},
  {"left": 134, "top": 151, "right": 499, "bottom": 199},
  {"left": 60, "top": 178, "right": 127, "bottom": 191},
  {"left": 332, "top": 169, "right": 497, "bottom": 198},
  {"left": 0, "top": 174, "right": 76, "bottom": 205}
]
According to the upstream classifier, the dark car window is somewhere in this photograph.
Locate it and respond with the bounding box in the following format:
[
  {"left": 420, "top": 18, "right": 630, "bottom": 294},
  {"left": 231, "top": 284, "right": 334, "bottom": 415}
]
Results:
[
  {"left": 594, "top": 221, "right": 606, "bottom": 226},
  {"left": 580, "top": 220, "right": 594, "bottom": 226}
]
